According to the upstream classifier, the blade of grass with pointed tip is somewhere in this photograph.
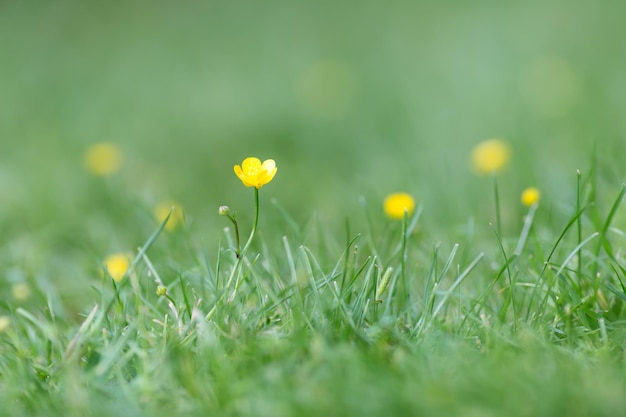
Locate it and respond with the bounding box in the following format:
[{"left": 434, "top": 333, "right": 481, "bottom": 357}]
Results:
[{"left": 524, "top": 205, "right": 588, "bottom": 322}]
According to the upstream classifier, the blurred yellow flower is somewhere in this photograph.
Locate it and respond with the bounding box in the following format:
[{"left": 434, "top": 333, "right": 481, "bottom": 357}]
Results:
[
  {"left": 521, "top": 187, "right": 540, "bottom": 206},
  {"left": 154, "top": 201, "right": 184, "bottom": 231},
  {"left": 11, "top": 283, "right": 31, "bottom": 301},
  {"left": 384, "top": 192, "right": 415, "bottom": 220},
  {"left": 471, "top": 139, "right": 511, "bottom": 174},
  {"left": 104, "top": 253, "right": 130, "bottom": 282},
  {"left": 0, "top": 316, "right": 10, "bottom": 333},
  {"left": 234, "top": 157, "right": 277, "bottom": 189},
  {"left": 84, "top": 142, "right": 122, "bottom": 176}
]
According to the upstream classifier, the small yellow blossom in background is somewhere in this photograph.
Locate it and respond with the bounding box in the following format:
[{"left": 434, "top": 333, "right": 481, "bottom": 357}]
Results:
[
  {"left": 0, "top": 316, "right": 10, "bottom": 333},
  {"left": 84, "top": 142, "right": 122, "bottom": 176},
  {"left": 234, "top": 157, "right": 277, "bottom": 189},
  {"left": 521, "top": 187, "right": 541, "bottom": 206},
  {"left": 384, "top": 192, "right": 415, "bottom": 220},
  {"left": 471, "top": 139, "right": 511, "bottom": 174},
  {"left": 104, "top": 253, "right": 130, "bottom": 282},
  {"left": 153, "top": 201, "right": 184, "bottom": 231},
  {"left": 11, "top": 283, "right": 31, "bottom": 301}
]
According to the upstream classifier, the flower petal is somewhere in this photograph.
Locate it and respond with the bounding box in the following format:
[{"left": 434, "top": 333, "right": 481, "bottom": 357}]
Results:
[
  {"left": 261, "top": 159, "right": 277, "bottom": 185},
  {"left": 234, "top": 164, "right": 243, "bottom": 178},
  {"left": 242, "top": 157, "right": 262, "bottom": 172},
  {"left": 234, "top": 165, "right": 252, "bottom": 187},
  {"left": 261, "top": 159, "right": 276, "bottom": 172}
]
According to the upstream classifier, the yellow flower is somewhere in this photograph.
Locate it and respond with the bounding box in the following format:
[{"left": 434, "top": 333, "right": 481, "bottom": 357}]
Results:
[
  {"left": 104, "top": 253, "right": 130, "bottom": 282},
  {"left": 154, "top": 201, "right": 184, "bottom": 231},
  {"left": 471, "top": 139, "right": 511, "bottom": 174},
  {"left": 0, "top": 316, "right": 10, "bottom": 333},
  {"left": 234, "top": 157, "right": 277, "bottom": 189},
  {"left": 521, "top": 187, "right": 540, "bottom": 206},
  {"left": 384, "top": 192, "right": 415, "bottom": 220},
  {"left": 84, "top": 142, "right": 122, "bottom": 176}
]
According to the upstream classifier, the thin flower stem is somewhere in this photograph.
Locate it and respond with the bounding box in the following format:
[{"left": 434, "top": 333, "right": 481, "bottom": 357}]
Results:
[
  {"left": 492, "top": 172, "right": 502, "bottom": 236},
  {"left": 224, "top": 214, "right": 241, "bottom": 257},
  {"left": 576, "top": 170, "right": 582, "bottom": 281},
  {"left": 241, "top": 187, "right": 260, "bottom": 256},
  {"left": 233, "top": 219, "right": 241, "bottom": 256},
  {"left": 207, "top": 187, "right": 264, "bottom": 322},
  {"left": 400, "top": 210, "right": 409, "bottom": 302},
  {"left": 228, "top": 188, "right": 260, "bottom": 301},
  {"left": 211, "top": 187, "right": 261, "bottom": 313},
  {"left": 164, "top": 293, "right": 178, "bottom": 309}
]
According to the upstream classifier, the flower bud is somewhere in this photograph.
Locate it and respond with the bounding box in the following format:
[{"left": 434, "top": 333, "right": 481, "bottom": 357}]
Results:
[{"left": 218, "top": 206, "right": 231, "bottom": 216}]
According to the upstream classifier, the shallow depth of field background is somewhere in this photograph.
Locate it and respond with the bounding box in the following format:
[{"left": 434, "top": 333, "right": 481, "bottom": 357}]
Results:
[{"left": 1, "top": 0, "right": 626, "bottom": 311}]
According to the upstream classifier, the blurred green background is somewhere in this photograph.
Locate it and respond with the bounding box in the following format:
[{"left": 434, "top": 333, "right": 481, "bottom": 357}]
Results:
[{"left": 2, "top": 0, "right": 626, "bottom": 308}]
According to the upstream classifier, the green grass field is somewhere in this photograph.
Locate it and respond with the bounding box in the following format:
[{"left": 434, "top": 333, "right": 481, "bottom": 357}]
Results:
[{"left": 2, "top": 1, "right": 626, "bottom": 416}]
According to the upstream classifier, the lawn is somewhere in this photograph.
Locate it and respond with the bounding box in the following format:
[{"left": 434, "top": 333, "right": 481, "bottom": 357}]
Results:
[{"left": 1, "top": 1, "right": 626, "bottom": 416}]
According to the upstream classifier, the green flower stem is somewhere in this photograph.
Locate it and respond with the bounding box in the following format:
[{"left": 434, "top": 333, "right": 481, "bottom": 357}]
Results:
[
  {"left": 229, "top": 187, "right": 260, "bottom": 301},
  {"left": 400, "top": 210, "right": 409, "bottom": 302},
  {"left": 224, "top": 214, "right": 241, "bottom": 257},
  {"left": 234, "top": 219, "right": 241, "bottom": 256},
  {"left": 492, "top": 172, "right": 502, "bottom": 236},
  {"left": 208, "top": 187, "right": 261, "bottom": 320},
  {"left": 575, "top": 169, "right": 582, "bottom": 281},
  {"left": 241, "top": 187, "right": 260, "bottom": 257},
  {"left": 164, "top": 293, "right": 178, "bottom": 308}
]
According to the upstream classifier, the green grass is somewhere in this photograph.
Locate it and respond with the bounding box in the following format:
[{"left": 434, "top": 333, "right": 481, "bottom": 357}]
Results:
[{"left": 2, "top": 1, "right": 626, "bottom": 416}]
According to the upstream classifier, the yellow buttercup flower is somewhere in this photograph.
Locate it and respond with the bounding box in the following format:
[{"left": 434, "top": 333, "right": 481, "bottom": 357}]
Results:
[
  {"left": 384, "top": 192, "right": 415, "bottom": 220},
  {"left": 104, "top": 253, "right": 130, "bottom": 282},
  {"left": 84, "top": 142, "right": 122, "bottom": 176},
  {"left": 154, "top": 201, "right": 184, "bottom": 231},
  {"left": 471, "top": 139, "right": 511, "bottom": 174},
  {"left": 234, "top": 157, "right": 277, "bottom": 189},
  {"left": 521, "top": 187, "right": 540, "bottom": 206}
]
